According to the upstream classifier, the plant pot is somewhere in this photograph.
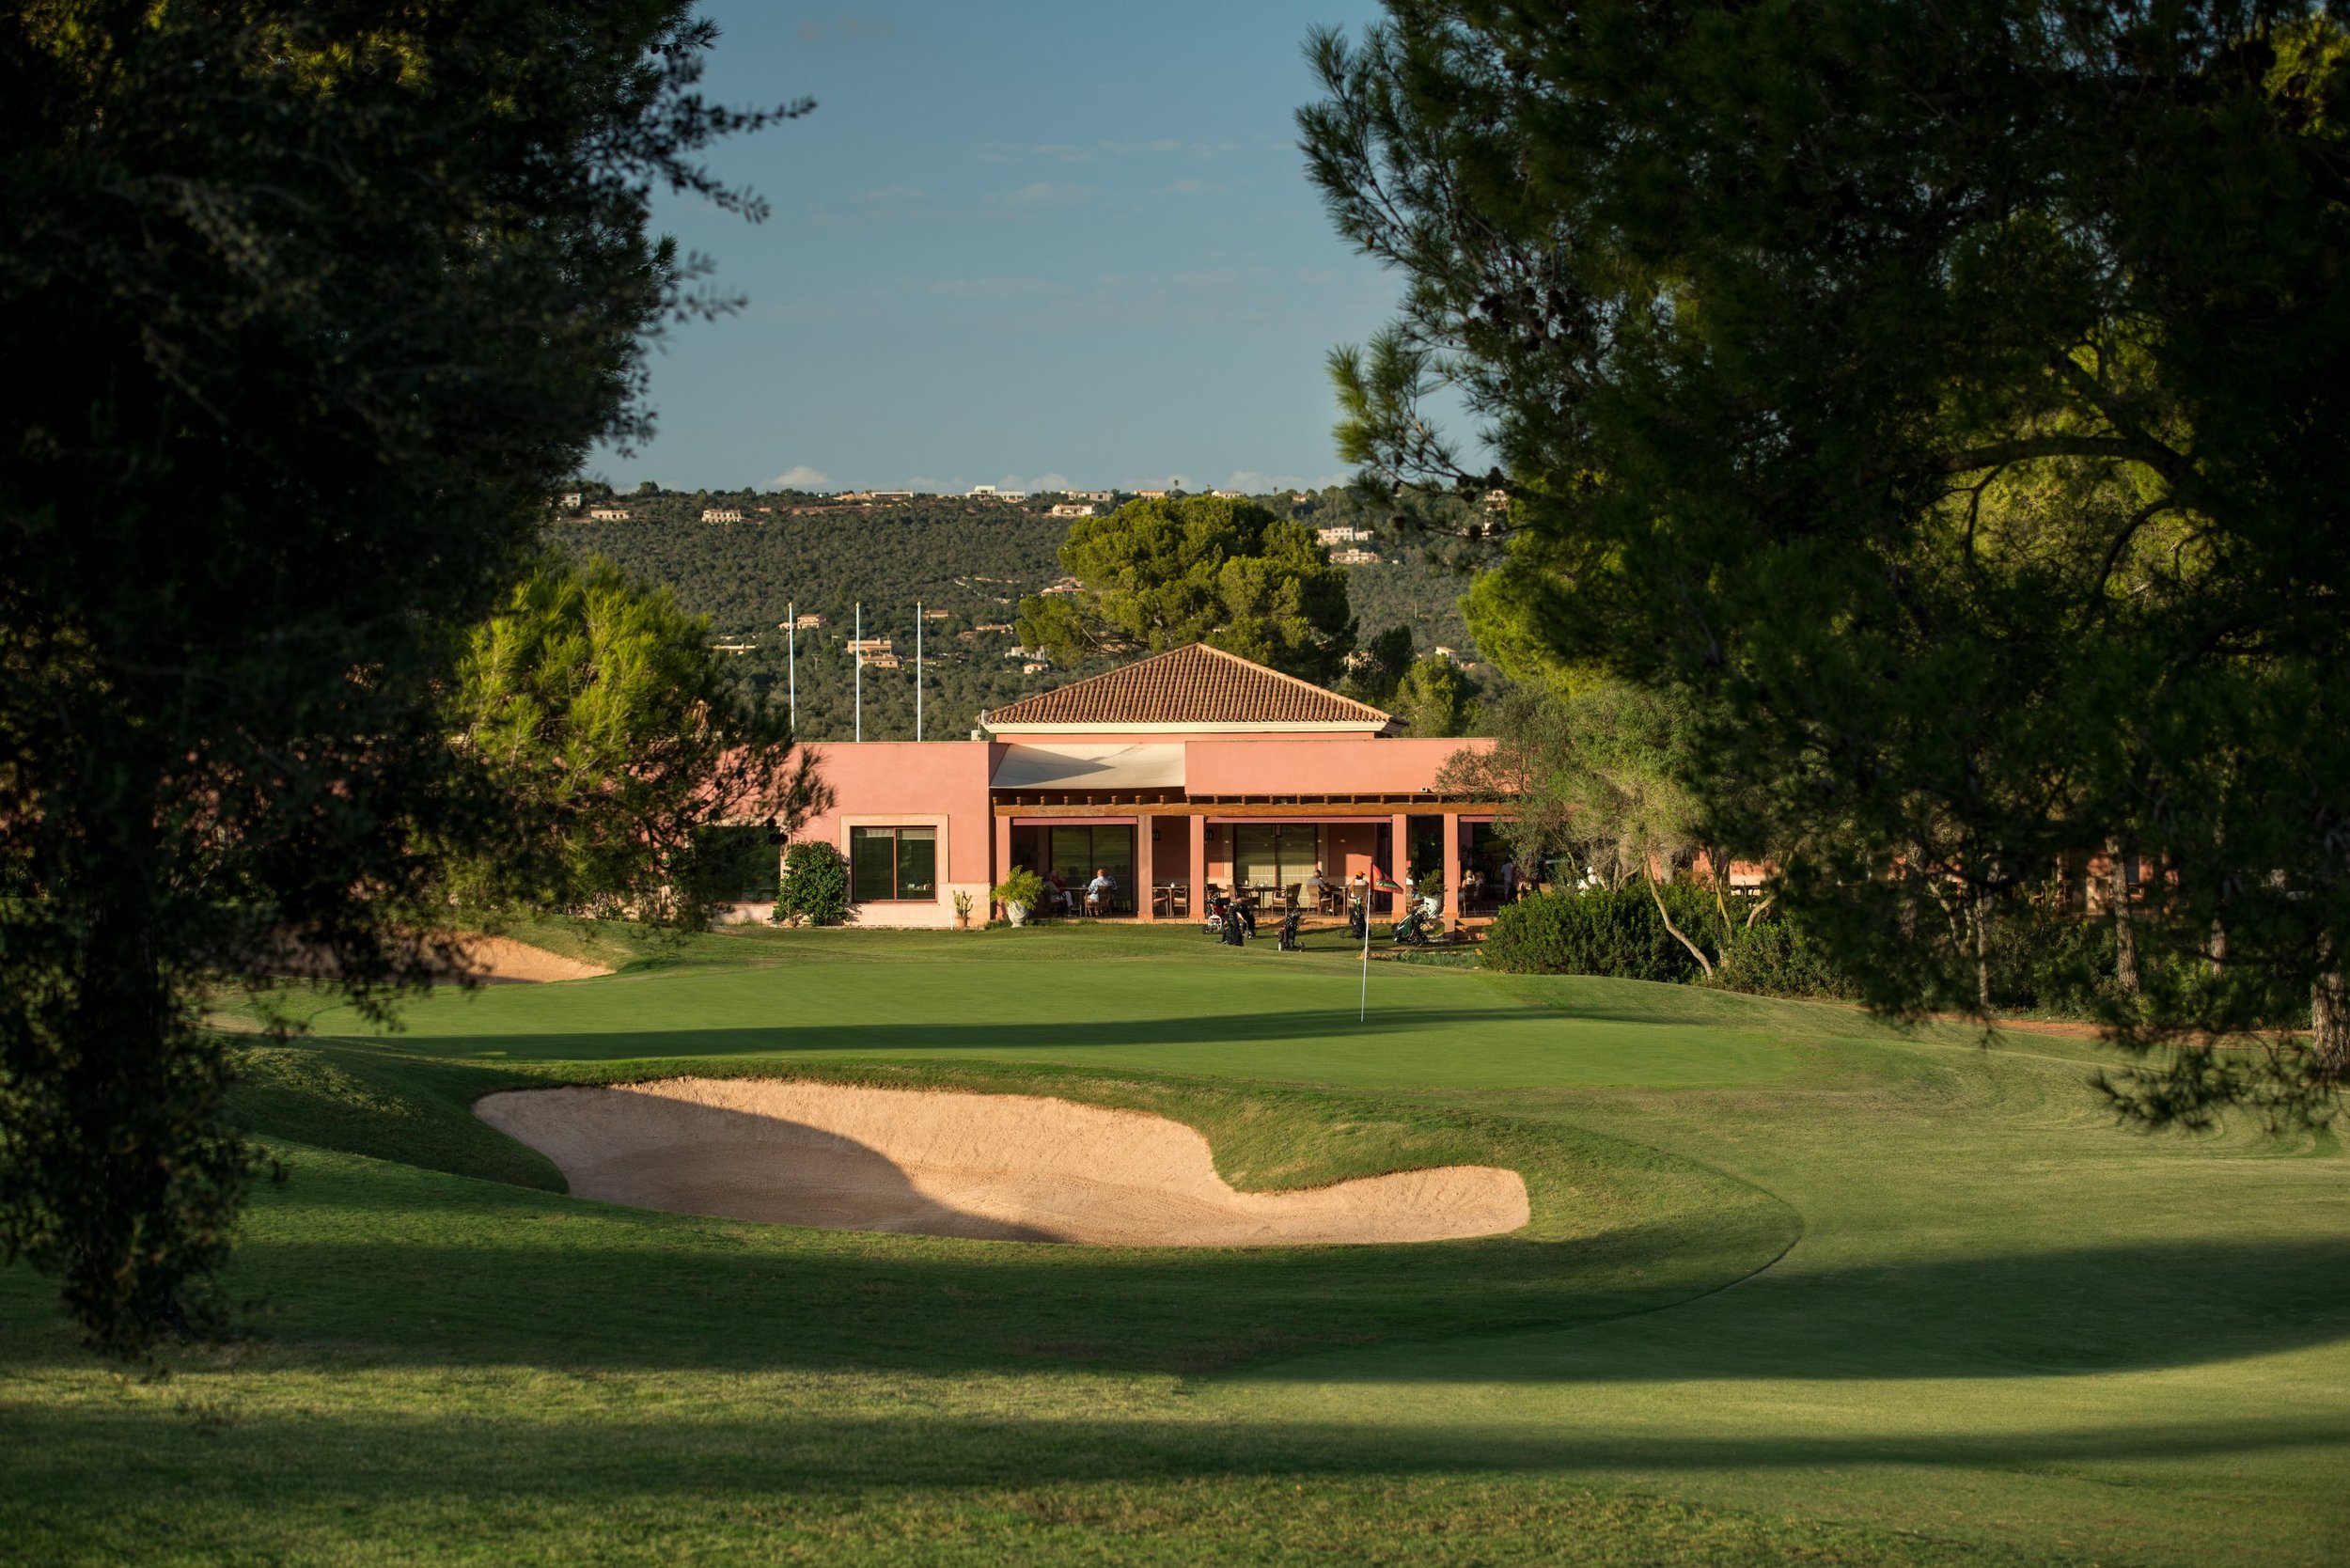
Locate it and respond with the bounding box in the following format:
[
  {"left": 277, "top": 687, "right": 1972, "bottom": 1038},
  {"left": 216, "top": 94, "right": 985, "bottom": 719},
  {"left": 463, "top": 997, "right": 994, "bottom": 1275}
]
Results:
[
  {"left": 955, "top": 915, "right": 970, "bottom": 930},
  {"left": 1006, "top": 901, "right": 1030, "bottom": 927}
]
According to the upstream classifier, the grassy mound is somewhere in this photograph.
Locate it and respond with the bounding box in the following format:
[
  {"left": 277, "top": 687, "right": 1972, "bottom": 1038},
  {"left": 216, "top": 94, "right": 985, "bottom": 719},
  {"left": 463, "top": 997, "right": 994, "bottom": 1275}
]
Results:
[{"left": 218, "top": 1045, "right": 1793, "bottom": 1375}]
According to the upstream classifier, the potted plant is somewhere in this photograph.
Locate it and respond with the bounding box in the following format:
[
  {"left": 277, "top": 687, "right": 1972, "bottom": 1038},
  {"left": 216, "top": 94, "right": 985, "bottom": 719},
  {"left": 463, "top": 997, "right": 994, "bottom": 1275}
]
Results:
[
  {"left": 952, "top": 889, "right": 975, "bottom": 930},
  {"left": 992, "top": 868, "right": 1045, "bottom": 927}
]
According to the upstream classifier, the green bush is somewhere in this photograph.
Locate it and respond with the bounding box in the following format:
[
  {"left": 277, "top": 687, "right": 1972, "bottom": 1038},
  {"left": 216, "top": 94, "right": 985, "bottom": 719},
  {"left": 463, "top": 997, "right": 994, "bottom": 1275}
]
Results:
[
  {"left": 1715, "top": 916, "right": 1860, "bottom": 1001},
  {"left": 775, "top": 839, "right": 850, "bottom": 926},
  {"left": 1482, "top": 886, "right": 1709, "bottom": 980}
]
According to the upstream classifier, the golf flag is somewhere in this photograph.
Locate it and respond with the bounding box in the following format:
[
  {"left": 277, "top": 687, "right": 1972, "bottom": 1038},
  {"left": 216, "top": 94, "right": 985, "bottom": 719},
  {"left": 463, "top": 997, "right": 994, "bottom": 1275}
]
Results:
[{"left": 1368, "top": 864, "right": 1406, "bottom": 893}]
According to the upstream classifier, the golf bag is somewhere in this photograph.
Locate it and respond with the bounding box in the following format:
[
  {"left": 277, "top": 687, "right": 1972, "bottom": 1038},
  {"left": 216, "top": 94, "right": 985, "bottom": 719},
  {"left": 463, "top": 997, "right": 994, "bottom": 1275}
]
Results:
[
  {"left": 1391, "top": 893, "right": 1440, "bottom": 948},
  {"left": 1222, "top": 903, "right": 1247, "bottom": 946},
  {"left": 1201, "top": 892, "right": 1226, "bottom": 937},
  {"left": 1348, "top": 897, "right": 1367, "bottom": 941},
  {"left": 1276, "top": 907, "right": 1303, "bottom": 952}
]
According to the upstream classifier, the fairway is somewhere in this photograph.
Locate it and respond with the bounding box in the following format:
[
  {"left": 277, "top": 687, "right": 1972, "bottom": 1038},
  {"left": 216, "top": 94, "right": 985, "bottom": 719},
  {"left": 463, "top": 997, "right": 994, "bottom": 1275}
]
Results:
[{"left": 5, "top": 923, "right": 2346, "bottom": 1564}]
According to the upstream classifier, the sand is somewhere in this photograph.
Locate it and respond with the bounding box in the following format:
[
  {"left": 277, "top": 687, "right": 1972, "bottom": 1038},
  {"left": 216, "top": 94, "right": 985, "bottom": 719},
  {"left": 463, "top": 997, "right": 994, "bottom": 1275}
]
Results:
[
  {"left": 475, "top": 1077, "right": 1529, "bottom": 1247},
  {"left": 447, "top": 935, "right": 613, "bottom": 983}
]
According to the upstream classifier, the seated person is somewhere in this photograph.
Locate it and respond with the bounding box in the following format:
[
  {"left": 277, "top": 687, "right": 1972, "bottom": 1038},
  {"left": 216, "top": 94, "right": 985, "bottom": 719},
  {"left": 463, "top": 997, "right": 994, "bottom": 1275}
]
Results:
[
  {"left": 1085, "top": 867, "right": 1116, "bottom": 912},
  {"left": 1045, "top": 871, "right": 1070, "bottom": 915},
  {"left": 1301, "top": 865, "right": 1332, "bottom": 907}
]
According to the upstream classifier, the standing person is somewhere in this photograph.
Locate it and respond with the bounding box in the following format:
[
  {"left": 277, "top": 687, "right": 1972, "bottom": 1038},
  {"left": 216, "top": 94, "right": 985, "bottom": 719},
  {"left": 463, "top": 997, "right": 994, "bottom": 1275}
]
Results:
[{"left": 1500, "top": 858, "right": 1519, "bottom": 904}]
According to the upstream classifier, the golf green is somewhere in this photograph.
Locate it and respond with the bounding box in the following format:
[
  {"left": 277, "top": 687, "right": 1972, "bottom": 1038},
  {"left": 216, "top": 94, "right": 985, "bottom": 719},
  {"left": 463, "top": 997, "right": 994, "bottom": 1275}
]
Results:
[{"left": 3, "top": 922, "right": 2344, "bottom": 1565}]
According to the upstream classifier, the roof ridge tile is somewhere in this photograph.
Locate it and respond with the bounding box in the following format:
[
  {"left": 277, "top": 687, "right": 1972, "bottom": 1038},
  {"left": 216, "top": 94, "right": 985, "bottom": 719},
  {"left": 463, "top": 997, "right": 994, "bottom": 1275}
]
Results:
[{"left": 984, "top": 643, "right": 1390, "bottom": 729}]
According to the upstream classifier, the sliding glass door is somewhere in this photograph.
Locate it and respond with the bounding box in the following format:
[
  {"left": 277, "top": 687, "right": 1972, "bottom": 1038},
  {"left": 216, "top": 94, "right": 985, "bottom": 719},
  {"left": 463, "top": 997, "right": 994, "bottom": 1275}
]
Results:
[
  {"left": 1231, "top": 824, "right": 1320, "bottom": 896},
  {"left": 1045, "top": 824, "right": 1135, "bottom": 913}
]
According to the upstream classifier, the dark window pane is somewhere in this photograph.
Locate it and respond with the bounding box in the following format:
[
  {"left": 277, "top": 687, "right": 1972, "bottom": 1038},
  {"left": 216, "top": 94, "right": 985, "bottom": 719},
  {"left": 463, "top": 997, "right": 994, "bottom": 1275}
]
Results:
[
  {"left": 1049, "top": 826, "right": 1091, "bottom": 887},
  {"left": 895, "top": 828, "right": 936, "bottom": 901},
  {"left": 850, "top": 827, "right": 895, "bottom": 902},
  {"left": 1234, "top": 825, "right": 1277, "bottom": 890}
]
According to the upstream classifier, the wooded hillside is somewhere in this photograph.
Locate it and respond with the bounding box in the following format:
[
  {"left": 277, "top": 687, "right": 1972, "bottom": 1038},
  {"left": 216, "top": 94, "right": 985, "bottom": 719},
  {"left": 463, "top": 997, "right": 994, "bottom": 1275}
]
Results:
[{"left": 556, "top": 487, "right": 1485, "bottom": 742}]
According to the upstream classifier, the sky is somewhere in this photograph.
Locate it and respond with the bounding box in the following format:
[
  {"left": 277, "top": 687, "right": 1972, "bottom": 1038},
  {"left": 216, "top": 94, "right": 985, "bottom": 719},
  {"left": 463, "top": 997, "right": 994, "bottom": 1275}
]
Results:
[{"left": 592, "top": 1, "right": 1405, "bottom": 496}]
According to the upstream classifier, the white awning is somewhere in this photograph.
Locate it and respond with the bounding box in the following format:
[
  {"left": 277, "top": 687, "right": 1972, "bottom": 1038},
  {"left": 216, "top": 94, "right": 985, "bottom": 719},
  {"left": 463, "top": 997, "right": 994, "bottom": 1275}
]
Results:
[{"left": 990, "top": 744, "right": 1186, "bottom": 792}]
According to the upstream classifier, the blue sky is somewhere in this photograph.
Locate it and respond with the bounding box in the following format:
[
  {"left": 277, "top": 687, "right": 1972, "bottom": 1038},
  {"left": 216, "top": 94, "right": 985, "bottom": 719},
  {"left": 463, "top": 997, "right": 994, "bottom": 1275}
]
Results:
[{"left": 594, "top": 2, "right": 1401, "bottom": 494}]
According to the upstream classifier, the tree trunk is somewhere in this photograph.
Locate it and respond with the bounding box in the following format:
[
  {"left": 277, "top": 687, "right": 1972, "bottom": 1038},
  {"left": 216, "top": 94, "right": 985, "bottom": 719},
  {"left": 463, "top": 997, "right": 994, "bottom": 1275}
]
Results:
[
  {"left": 1647, "top": 873, "right": 1714, "bottom": 979},
  {"left": 2313, "top": 970, "right": 2348, "bottom": 1077},
  {"left": 2209, "top": 917, "right": 2228, "bottom": 978},
  {"left": 1897, "top": 843, "right": 1919, "bottom": 943},
  {"left": 1974, "top": 885, "right": 1993, "bottom": 1012},
  {"left": 2106, "top": 837, "right": 2139, "bottom": 995}
]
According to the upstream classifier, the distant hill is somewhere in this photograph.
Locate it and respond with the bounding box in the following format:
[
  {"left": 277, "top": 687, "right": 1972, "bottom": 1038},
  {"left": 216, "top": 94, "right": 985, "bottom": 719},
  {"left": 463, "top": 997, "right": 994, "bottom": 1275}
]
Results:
[{"left": 552, "top": 486, "right": 1486, "bottom": 743}]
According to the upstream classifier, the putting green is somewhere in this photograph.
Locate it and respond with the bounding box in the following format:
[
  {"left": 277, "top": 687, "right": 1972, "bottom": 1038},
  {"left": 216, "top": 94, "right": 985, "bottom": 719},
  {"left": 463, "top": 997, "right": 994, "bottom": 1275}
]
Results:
[
  {"left": 5, "top": 923, "right": 2345, "bottom": 1565},
  {"left": 310, "top": 934, "right": 1809, "bottom": 1090}
]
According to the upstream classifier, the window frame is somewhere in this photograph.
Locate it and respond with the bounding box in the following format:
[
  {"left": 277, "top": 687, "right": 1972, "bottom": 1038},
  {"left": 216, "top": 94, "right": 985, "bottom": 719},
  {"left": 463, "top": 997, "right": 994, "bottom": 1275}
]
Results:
[{"left": 848, "top": 824, "right": 939, "bottom": 903}]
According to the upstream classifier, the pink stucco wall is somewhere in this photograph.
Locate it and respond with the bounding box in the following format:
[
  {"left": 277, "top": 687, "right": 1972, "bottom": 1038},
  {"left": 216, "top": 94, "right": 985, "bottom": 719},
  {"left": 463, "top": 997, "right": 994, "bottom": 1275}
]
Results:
[
  {"left": 791, "top": 743, "right": 995, "bottom": 926},
  {"left": 1183, "top": 736, "right": 1490, "bottom": 797}
]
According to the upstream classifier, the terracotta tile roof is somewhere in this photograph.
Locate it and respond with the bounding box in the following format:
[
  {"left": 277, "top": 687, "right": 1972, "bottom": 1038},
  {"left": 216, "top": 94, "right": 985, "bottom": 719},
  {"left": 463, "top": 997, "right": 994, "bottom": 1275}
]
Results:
[{"left": 984, "top": 644, "right": 1393, "bottom": 730}]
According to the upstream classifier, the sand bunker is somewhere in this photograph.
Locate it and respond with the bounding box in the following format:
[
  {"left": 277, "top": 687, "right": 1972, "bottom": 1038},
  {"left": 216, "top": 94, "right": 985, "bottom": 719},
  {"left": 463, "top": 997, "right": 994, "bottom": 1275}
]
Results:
[
  {"left": 448, "top": 935, "right": 612, "bottom": 984},
  {"left": 476, "top": 1077, "right": 1528, "bottom": 1247}
]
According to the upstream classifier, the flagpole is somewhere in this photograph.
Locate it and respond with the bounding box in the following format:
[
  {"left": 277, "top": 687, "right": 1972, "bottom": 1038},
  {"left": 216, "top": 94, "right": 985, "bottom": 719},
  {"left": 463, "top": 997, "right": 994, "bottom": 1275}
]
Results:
[
  {"left": 787, "top": 600, "right": 796, "bottom": 733},
  {"left": 1360, "top": 905, "right": 1371, "bottom": 1023},
  {"left": 854, "top": 601, "right": 863, "bottom": 743},
  {"left": 916, "top": 601, "right": 924, "bottom": 742}
]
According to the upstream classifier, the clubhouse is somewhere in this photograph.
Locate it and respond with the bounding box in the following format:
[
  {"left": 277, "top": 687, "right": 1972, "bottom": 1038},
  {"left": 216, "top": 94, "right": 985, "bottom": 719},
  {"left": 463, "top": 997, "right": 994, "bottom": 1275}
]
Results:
[{"left": 798, "top": 643, "right": 1505, "bottom": 928}]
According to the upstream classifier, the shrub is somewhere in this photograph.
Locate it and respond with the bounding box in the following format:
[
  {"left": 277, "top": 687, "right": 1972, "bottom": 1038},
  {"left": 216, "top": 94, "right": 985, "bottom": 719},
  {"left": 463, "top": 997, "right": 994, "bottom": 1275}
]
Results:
[
  {"left": 1714, "top": 916, "right": 1860, "bottom": 1001},
  {"left": 775, "top": 839, "right": 850, "bottom": 926},
  {"left": 1482, "top": 886, "right": 1704, "bottom": 981},
  {"left": 991, "top": 868, "right": 1045, "bottom": 916}
]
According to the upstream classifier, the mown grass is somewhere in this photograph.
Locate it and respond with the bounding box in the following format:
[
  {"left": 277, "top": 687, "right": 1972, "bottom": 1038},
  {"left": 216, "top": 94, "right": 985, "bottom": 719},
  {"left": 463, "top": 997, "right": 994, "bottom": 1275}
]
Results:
[{"left": 6, "top": 922, "right": 2348, "bottom": 1565}]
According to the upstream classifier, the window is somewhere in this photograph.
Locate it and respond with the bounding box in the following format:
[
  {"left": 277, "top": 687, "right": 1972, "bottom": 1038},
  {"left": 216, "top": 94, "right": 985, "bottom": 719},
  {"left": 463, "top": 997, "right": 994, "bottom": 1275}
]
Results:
[
  {"left": 1046, "top": 824, "right": 1134, "bottom": 913},
  {"left": 850, "top": 826, "right": 936, "bottom": 902},
  {"left": 1232, "top": 824, "right": 1320, "bottom": 893}
]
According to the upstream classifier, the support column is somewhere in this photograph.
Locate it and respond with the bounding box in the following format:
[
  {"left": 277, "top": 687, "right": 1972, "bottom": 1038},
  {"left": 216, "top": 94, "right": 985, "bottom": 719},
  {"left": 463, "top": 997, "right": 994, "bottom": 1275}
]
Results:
[
  {"left": 1390, "top": 811, "right": 1411, "bottom": 917},
  {"left": 1136, "top": 812, "right": 1154, "bottom": 922},
  {"left": 1442, "top": 812, "right": 1462, "bottom": 921},
  {"left": 1188, "top": 813, "right": 1207, "bottom": 919},
  {"left": 993, "top": 813, "right": 1012, "bottom": 917}
]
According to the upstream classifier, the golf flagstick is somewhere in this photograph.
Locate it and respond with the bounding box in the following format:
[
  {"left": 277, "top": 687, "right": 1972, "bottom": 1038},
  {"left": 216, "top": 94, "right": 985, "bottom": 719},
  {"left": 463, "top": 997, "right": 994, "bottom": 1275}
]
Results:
[{"left": 1360, "top": 864, "right": 1399, "bottom": 1023}]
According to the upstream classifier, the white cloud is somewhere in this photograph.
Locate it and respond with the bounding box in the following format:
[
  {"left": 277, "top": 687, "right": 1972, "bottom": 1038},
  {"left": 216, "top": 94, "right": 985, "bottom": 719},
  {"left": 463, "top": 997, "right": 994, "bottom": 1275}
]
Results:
[
  {"left": 976, "top": 141, "right": 1093, "bottom": 165},
  {"left": 1000, "top": 180, "right": 1095, "bottom": 209},
  {"left": 1098, "top": 137, "right": 1235, "bottom": 158},
  {"left": 767, "top": 464, "right": 830, "bottom": 490},
  {"left": 854, "top": 184, "right": 926, "bottom": 205},
  {"left": 927, "top": 276, "right": 1053, "bottom": 300}
]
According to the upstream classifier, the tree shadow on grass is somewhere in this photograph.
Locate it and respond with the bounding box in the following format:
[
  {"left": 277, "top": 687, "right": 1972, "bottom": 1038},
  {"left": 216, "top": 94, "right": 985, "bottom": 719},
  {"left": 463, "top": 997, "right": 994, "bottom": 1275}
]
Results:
[
  {"left": 327, "top": 1006, "right": 1590, "bottom": 1063},
  {"left": 2, "top": 1397, "right": 2343, "bottom": 1505},
  {"left": 11, "top": 1200, "right": 2342, "bottom": 1386}
]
